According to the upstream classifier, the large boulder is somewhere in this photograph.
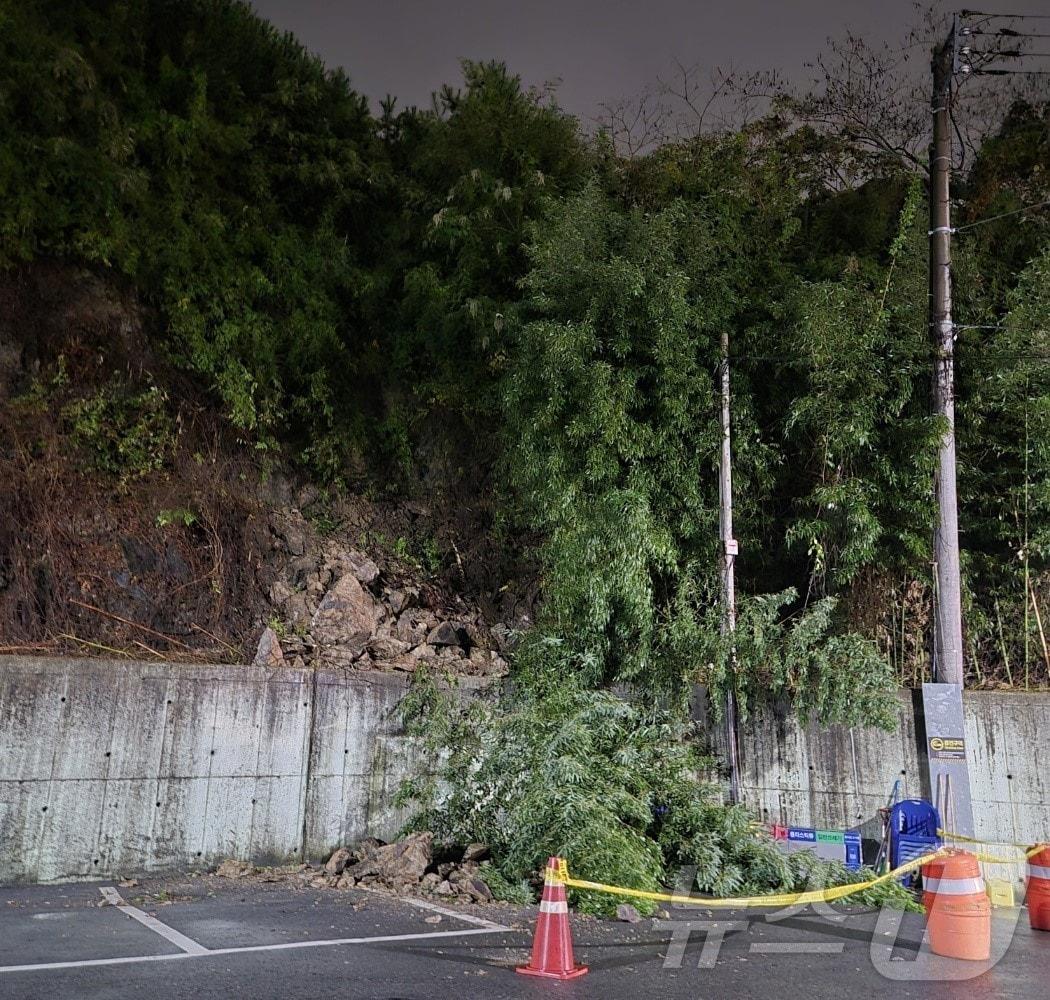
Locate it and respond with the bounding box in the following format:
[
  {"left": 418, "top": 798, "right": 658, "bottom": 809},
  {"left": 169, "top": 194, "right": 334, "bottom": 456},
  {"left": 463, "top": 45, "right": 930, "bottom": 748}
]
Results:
[
  {"left": 252, "top": 626, "right": 285, "bottom": 669},
  {"left": 346, "top": 832, "right": 433, "bottom": 883},
  {"left": 311, "top": 573, "right": 379, "bottom": 652}
]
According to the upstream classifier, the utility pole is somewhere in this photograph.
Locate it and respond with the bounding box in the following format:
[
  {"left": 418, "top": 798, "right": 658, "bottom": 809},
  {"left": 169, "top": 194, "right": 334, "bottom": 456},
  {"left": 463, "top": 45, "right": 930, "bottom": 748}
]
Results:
[
  {"left": 719, "top": 330, "right": 742, "bottom": 803},
  {"left": 929, "top": 15, "right": 964, "bottom": 687}
]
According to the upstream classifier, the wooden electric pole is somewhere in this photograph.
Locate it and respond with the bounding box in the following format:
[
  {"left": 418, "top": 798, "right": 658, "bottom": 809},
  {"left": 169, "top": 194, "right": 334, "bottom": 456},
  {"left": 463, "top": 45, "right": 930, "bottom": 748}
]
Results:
[
  {"left": 719, "top": 331, "right": 742, "bottom": 803},
  {"left": 929, "top": 15, "right": 965, "bottom": 687}
]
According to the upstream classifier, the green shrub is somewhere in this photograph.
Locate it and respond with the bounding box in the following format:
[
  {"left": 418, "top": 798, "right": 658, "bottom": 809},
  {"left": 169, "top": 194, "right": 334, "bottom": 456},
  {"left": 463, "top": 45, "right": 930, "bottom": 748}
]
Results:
[
  {"left": 63, "top": 379, "right": 177, "bottom": 481},
  {"left": 400, "top": 679, "right": 916, "bottom": 916}
]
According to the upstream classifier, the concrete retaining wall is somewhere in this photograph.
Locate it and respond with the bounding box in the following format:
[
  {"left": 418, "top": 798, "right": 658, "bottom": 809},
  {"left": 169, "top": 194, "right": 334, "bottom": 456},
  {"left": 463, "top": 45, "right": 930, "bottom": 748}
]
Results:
[
  {"left": 2, "top": 655, "right": 1045, "bottom": 884},
  {"left": 712, "top": 690, "right": 1050, "bottom": 880},
  {"left": 0, "top": 656, "right": 488, "bottom": 883}
]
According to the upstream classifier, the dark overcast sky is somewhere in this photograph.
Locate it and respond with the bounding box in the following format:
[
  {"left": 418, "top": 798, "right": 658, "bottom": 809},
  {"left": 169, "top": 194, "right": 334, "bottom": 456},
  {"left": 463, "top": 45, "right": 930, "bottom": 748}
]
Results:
[{"left": 246, "top": 1, "right": 1031, "bottom": 122}]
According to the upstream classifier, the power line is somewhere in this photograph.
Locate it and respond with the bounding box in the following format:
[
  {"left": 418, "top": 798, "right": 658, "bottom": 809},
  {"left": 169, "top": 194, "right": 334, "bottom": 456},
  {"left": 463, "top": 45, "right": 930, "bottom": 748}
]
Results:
[
  {"left": 948, "top": 198, "right": 1050, "bottom": 232},
  {"left": 967, "top": 49, "right": 1050, "bottom": 57},
  {"left": 973, "top": 68, "right": 1050, "bottom": 75},
  {"left": 961, "top": 10, "right": 1050, "bottom": 20},
  {"left": 967, "top": 28, "right": 1050, "bottom": 38}
]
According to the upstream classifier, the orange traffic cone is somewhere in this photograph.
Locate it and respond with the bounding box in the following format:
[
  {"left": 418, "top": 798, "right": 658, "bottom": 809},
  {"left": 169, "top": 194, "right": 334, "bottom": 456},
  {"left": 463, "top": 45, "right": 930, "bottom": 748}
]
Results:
[
  {"left": 517, "top": 857, "right": 588, "bottom": 980},
  {"left": 1027, "top": 845, "right": 1050, "bottom": 931},
  {"left": 921, "top": 850, "right": 990, "bottom": 961}
]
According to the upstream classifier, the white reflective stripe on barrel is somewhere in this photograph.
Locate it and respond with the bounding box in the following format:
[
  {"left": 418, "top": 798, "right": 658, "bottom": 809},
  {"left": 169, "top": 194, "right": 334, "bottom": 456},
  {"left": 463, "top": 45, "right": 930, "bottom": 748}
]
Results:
[
  {"left": 925, "top": 876, "right": 985, "bottom": 895},
  {"left": 1028, "top": 865, "right": 1050, "bottom": 880},
  {"left": 539, "top": 900, "right": 569, "bottom": 914}
]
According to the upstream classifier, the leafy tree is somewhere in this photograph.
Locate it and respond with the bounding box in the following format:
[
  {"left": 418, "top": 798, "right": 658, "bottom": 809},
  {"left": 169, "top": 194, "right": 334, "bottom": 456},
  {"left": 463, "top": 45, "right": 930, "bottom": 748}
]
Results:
[{"left": 0, "top": 0, "right": 382, "bottom": 469}]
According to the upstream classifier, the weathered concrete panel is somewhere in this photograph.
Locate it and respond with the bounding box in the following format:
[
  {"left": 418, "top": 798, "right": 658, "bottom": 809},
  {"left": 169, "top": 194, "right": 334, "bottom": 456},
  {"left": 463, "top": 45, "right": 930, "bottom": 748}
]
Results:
[
  {"left": 720, "top": 689, "right": 1050, "bottom": 883},
  {"left": 0, "top": 656, "right": 491, "bottom": 883}
]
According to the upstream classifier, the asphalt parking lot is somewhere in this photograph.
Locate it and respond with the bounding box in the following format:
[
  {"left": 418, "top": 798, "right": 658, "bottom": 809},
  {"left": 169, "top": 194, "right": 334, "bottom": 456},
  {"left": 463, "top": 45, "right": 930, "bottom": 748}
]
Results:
[{"left": 1, "top": 874, "right": 1048, "bottom": 999}]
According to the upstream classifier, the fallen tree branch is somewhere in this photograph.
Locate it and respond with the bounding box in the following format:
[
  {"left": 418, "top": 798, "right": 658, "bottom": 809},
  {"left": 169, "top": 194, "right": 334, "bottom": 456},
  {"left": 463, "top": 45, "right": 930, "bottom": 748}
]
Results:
[{"left": 68, "top": 598, "right": 192, "bottom": 649}]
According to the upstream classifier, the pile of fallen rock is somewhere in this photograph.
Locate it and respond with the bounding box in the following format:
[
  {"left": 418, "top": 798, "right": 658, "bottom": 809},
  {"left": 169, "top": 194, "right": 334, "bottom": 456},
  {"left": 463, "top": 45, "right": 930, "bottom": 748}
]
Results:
[
  {"left": 215, "top": 833, "right": 495, "bottom": 905},
  {"left": 254, "top": 516, "right": 512, "bottom": 678}
]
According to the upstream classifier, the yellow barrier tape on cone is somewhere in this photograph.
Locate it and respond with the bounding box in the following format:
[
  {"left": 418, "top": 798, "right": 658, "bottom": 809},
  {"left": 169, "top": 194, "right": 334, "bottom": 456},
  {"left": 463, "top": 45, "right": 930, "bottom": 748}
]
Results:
[
  {"left": 550, "top": 850, "right": 947, "bottom": 909},
  {"left": 937, "top": 829, "right": 1048, "bottom": 860}
]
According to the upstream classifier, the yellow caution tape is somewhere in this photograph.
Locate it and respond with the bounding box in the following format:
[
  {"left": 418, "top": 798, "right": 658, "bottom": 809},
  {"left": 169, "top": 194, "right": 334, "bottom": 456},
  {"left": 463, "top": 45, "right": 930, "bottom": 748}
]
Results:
[
  {"left": 938, "top": 828, "right": 1048, "bottom": 861},
  {"left": 551, "top": 850, "right": 946, "bottom": 910},
  {"left": 546, "top": 832, "right": 1050, "bottom": 911}
]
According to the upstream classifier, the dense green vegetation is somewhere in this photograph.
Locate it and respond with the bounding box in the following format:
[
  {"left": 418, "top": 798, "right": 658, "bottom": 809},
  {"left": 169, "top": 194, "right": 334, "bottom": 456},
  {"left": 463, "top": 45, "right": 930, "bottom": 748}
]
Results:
[{"left": 2, "top": 0, "right": 1047, "bottom": 905}]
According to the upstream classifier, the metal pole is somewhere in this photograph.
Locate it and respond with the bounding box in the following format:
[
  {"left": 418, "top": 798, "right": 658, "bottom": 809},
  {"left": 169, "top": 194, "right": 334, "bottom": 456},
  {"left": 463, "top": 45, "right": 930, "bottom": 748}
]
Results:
[
  {"left": 719, "top": 331, "right": 742, "bottom": 803},
  {"left": 929, "top": 16, "right": 964, "bottom": 686}
]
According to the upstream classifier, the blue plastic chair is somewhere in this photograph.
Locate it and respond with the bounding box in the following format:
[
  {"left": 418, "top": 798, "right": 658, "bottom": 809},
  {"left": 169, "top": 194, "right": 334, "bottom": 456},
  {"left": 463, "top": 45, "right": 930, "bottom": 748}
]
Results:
[{"left": 889, "top": 799, "right": 941, "bottom": 885}]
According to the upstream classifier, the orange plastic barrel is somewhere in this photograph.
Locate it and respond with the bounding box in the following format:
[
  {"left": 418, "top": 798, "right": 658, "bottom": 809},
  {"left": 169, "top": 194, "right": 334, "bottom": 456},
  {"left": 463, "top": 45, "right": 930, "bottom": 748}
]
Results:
[
  {"left": 921, "top": 850, "right": 990, "bottom": 961},
  {"left": 1028, "top": 846, "right": 1050, "bottom": 932}
]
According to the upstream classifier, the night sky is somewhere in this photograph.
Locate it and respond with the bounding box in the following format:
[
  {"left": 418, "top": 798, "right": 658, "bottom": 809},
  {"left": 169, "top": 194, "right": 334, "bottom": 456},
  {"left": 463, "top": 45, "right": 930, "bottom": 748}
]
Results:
[{"left": 247, "top": 1, "right": 1031, "bottom": 122}]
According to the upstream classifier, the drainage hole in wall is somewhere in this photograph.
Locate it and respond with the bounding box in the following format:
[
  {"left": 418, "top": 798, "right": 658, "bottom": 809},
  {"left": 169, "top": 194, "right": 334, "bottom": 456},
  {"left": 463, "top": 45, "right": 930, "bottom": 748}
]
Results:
[
  {"left": 156, "top": 802, "right": 161, "bottom": 807},
  {"left": 41, "top": 806, "right": 47, "bottom": 812},
  {"left": 196, "top": 852, "right": 202, "bottom": 857}
]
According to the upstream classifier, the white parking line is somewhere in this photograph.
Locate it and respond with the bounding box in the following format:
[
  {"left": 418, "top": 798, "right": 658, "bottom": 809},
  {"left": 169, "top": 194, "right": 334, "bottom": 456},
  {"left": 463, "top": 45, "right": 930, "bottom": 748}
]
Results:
[
  {"left": 0, "top": 926, "right": 508, "bottom": 975},
  {"left": 749, "top": 942, "right": 845, "bottom": 954},
  {"left": 355, "top": 886, "right": 510, "bottom": 930},
  {"left": 99, "top": 887, "right": 209, "bottom": 954}
]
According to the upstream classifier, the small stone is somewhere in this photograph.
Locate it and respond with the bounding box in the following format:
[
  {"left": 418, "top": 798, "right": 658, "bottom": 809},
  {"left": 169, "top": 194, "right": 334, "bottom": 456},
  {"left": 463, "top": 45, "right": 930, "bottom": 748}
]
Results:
[
  {"left": 325, "top": 847, "right": 353, "bottom": 875},
  {"left": 252, "top": 627, "right": 285, "bottom": 669},
  {"left": 369, "top": 635, "right": 410, "bottom": 660},
  {"left": 616, "top": 903, "right": 642, "bottom": 923},
  {"left": 396, "top": 615, "right": 427, "bottom": 645},
  {"left": 285, "top": 593, "right": 310, "bottom": 625},
  {"left": 216, "top": 859, "right": 253, "bottom": 879},
  {"left": 467, "top": 878, "right": 493, "bottom": 901},
  {"left": 434, "top": 880, "right": 453, "bottom": 895},
  {"left": 461, "top": 843, "right": 490, "bottom": 863},
  {"left": 347, "top": 551, "right": 380, "bottom": 585},
  {"left": 490, "top": 623, "right": 512, "bottom": 651},
  {"left": 424, "top": 914, "right": 442, "bottom": 924},
  {"left": 268, "top": 580, "right": 293, "bottom": 607},
  {"left": 283, "top": 526, "right": 306, "bottom": 557},
  {"left": 426, "top": 621, "right": 460, "bottom": 647},
  {"left": 463, "top": 622, "right": 490, "bottom": 649}
]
